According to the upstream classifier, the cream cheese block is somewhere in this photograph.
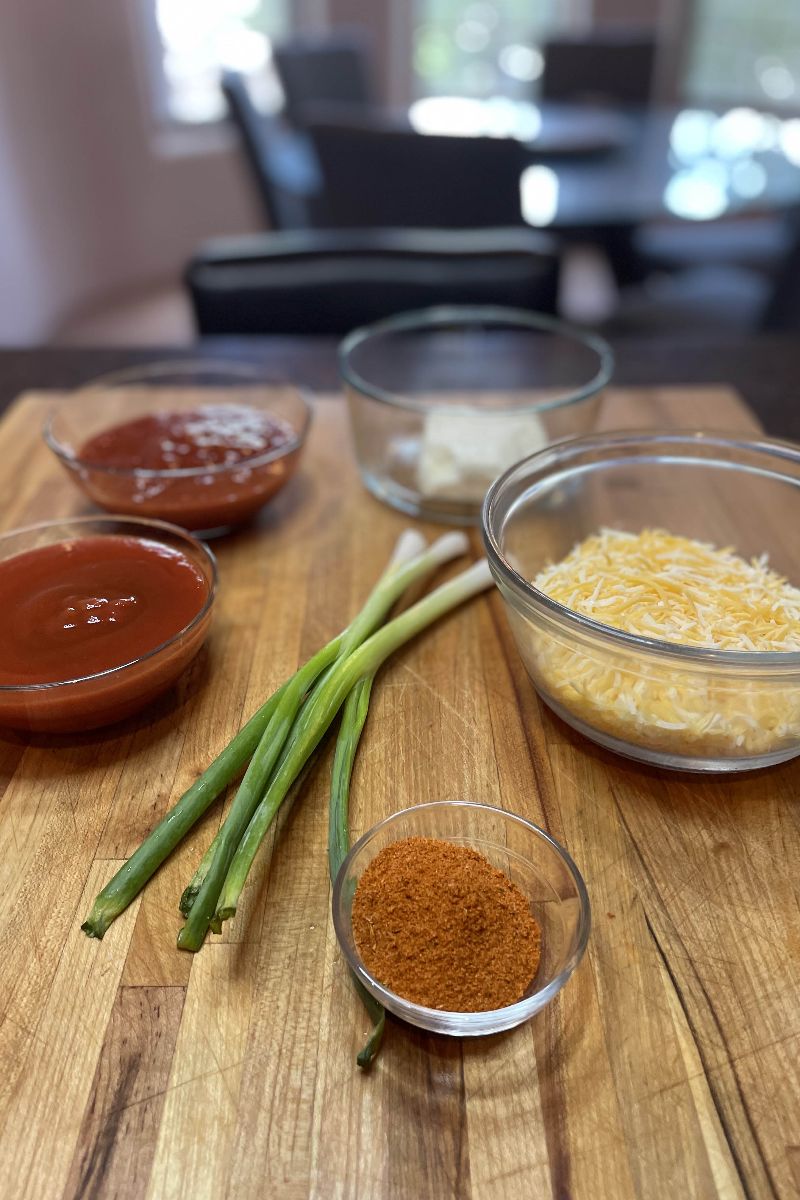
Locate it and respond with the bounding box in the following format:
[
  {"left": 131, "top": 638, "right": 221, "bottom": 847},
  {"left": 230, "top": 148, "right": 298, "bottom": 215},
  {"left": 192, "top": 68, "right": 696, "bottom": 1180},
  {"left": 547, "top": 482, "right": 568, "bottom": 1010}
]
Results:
[{"left": 417, "top": 408, "right": 548, "bottom": 500}]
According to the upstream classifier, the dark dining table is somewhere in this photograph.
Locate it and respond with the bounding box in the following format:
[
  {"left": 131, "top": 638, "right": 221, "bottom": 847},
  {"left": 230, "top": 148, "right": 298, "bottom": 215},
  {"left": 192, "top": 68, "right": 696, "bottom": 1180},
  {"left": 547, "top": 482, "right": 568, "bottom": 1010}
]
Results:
[
  {"left": 518, "top": 105, "right": 800, "bottom": 233},
  {"left": 1, "top": 335, "right": 799, "bottom": 440},
  {"left": 321, "top": 99, "right": 800, "bottom": 233}
]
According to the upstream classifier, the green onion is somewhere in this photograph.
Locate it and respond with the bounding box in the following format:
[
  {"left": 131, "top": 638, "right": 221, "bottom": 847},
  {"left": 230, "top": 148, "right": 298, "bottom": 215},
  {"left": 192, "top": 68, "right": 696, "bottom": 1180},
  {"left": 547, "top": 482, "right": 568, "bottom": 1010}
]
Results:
[
  {"left": 329, "top": 673, "right": 385, "bottom": 1068},
  {"left": 323, "top": 532, "right": 431, "bottom": 1067},
  {"left": 179, "top": 536, "right": 425, "bottom": 919},
  {"left": 201, "top": 559, "right": 493, "bottom": 947},
  {"left": 176, "top": 534, "right": 472, "bottom": 952},
  {"left": 179, "top": 836, "right": 216, "bottom": 917},
  {"left": 81, "top": 678, "right": 292, "bottom": 939},
  {"left": 329, "top": 676, "right": 373, "bottom": 882},
  {"left": 82, "top": 529, "right": 451, "bottom": 940},
  {"left": 176, "top": 635, "right": 341, "bottom": 921}
]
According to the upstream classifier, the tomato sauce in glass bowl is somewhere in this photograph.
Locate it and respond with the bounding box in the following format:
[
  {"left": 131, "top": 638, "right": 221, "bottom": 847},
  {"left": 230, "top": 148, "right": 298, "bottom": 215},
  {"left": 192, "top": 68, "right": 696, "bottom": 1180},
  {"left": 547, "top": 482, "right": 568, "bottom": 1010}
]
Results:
[
  {"left": 44, "top": 363, "right": 311, "bottom": 536},
  {"left": 0, "top": 517, "right": 216, "bottom": 734}
]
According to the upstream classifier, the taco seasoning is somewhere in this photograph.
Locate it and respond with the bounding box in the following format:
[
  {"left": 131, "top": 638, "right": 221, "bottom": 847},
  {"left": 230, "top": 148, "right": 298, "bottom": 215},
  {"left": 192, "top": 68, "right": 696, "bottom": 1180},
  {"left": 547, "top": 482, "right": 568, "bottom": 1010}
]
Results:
[{"left": 351, "top": 836, "right": 542, "bottom": 1011}]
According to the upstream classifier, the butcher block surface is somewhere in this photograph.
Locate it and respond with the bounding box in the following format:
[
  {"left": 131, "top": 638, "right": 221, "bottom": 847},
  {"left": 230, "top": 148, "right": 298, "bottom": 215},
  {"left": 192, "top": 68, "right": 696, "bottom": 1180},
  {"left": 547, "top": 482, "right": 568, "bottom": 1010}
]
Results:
[{"left": 0, "top": 386, "right": 798, "bottom": 1200}]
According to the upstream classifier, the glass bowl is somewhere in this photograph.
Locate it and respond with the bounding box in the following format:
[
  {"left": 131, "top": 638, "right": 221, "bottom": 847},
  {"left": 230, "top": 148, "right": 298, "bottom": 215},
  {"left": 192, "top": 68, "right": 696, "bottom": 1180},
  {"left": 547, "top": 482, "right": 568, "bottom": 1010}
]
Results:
[
  {"left": 483, "top": 430, "right": 800, "bottom": 772},
  {"left": 44, "top": 360, "right": 312, "bottom": 537},
  {"left": 339, "top": 306, "right": 614, "bottom": 525},
  {"left": 332, "top": 800, "right": 590, "bottom": 1036},
  {"left": 0, "top": 516, "right": 216, "bottom": 734}
]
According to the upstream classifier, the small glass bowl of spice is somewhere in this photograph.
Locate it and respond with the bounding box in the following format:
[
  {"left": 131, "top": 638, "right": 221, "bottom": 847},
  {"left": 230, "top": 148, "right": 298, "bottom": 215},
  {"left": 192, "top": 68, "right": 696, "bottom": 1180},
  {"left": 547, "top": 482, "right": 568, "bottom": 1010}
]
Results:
[{"left": 332, "top": 800, "right": 590, "bottom": 1036}]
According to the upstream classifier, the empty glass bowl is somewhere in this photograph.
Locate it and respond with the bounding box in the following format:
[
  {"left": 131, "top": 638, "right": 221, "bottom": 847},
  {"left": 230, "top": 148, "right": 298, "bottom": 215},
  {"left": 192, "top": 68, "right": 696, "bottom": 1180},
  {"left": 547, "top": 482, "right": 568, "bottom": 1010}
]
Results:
[
  {"left": 332, "top": 800, "right": 590, "bottom": 1036},
  {"left": 44, "top": 360, "right": 312, "bottom": 537},
  {"left": 339, "top": 306, "right": 614, "bottom": 525},
  {"left": 483, "top": 430, "right": 800, "bottom": 772}
]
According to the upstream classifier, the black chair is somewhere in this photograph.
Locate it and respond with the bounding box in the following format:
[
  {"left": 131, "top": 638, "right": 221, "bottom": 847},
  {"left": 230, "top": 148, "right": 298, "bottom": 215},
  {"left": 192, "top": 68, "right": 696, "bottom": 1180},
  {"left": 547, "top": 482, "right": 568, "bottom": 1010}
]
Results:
[
  {"left": 273, "top": 32, "right": 374, "bottom": 125},
  {"left": 635, "top": 217, "right": 791, "bottom": 278},
  {"left": 221, "top": 71, "right": 322, "bottom": 229},
  {"left": 185, "top": 228, "right": 561, "bottom": 335},
  {"left": 602, "top": 265, "right": 773, "bottom": 335},
  {"left": 540, "top": 33, "right": 657, "bottom": 107},
  {"left": 760, "top": 210, "right": 800, "bottom": 330},
  {"left": 305, "top": 119, "right": 529, "bottom": 229},
  {"left": 604, "top": 208, "right": 800, "bottom": 334}
]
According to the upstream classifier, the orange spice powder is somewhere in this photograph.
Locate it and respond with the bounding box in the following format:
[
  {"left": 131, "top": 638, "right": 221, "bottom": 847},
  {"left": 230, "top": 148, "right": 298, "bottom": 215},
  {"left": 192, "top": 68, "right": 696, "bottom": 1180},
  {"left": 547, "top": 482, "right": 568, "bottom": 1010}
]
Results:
[{"left": 351, "top": 836, "right": 542, "bottom": 1012}]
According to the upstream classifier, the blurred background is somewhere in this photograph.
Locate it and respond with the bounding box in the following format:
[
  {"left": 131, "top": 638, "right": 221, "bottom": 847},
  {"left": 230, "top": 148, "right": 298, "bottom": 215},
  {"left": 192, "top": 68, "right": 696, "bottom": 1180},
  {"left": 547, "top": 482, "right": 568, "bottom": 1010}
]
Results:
[{"left": 2, "top": 0, "right": 800, "bottom": 345}]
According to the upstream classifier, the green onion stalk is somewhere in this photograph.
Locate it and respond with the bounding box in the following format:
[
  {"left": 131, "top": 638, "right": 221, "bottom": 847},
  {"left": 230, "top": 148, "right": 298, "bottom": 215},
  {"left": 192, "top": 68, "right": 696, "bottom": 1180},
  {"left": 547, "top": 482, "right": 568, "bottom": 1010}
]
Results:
[
  {"left": 329, "top": 673, "right": 384, "bottom": 1068},
  {"left": 187, "top": 531, "right": 428, "bottom": 929},
  {"left": 178, "top": 558, "right": 493, "bottom": 952},
  {"left": 178, "top": 532, "right": 429, "bottom": 918},
  {"left": 81, "top": 678, "right": 291, "bottom": 940},
  {"left": 82, "top": 529, "right": 462, "bottom": 941},
  {"left": 177, "top": 532, "right": 473, "bottom": 951}
]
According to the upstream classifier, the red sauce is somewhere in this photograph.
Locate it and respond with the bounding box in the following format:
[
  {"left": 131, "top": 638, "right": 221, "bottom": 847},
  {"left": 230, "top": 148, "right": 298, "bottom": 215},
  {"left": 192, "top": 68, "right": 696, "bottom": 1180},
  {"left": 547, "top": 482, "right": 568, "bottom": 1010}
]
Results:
[
  {"left": 0, "top": 536, "right": 212, "bottom": 732},
  {"left": 73, "top": 406, "right": 300, "bottom": 531}
]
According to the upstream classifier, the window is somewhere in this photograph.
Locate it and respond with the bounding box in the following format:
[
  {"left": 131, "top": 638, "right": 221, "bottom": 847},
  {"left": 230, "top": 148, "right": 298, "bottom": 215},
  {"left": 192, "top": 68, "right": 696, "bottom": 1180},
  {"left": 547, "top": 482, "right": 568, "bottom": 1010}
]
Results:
[
  {"left": 685, "top": 0, "right": 800, "bottom": 109},
  {"left": 154, "top": 0, "right": 291, "bottom": 123},
  {"left": 411, "top": 1, "right": 583, "bottom": 101}
]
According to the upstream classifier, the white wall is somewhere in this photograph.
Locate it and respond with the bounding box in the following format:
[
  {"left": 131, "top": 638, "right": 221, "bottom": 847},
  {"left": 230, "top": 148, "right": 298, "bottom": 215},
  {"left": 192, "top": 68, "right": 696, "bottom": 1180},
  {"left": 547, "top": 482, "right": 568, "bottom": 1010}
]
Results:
[
  {"left": 0, "top": 0, "right": 262, "bottom": 345},
  {"left": 0, "top": 99, "right": 55, "bottom": 342}
]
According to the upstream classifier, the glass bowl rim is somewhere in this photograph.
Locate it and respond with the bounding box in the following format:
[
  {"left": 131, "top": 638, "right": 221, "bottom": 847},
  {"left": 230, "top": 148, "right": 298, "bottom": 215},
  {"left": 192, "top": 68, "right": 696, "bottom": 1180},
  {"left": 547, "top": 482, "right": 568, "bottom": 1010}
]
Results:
[
  {"left": 482, "top": 427, "right": 800, "bottom": 668},
  {"left": 332, "top": 799, "right": 591, "bottom": 1028},
  {"left": 338, "top": 304, "right": 615, "bottom": 415},
  {"left": 0, "top": 514, "right": 217, "bottom": 694},
  {"left": 43, "top": 358, "right": 313, "bottom": 480}
]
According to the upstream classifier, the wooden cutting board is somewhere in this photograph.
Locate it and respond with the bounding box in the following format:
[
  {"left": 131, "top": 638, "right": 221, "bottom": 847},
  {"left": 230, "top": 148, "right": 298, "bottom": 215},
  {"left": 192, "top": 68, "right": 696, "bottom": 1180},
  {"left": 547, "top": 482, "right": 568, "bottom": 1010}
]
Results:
[{"left": 0, "top": 387, "right": 798, "bottom": 1200}]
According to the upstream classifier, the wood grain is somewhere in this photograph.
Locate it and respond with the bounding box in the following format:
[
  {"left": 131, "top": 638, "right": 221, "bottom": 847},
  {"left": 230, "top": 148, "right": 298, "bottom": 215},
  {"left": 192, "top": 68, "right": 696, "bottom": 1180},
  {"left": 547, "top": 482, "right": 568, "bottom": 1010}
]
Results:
[
  {"left": 65, "top": 986, "right": 186, "bottom": 1200},
  {"left": 0, "top": 387, "right": 797, "bottom": 1200}
]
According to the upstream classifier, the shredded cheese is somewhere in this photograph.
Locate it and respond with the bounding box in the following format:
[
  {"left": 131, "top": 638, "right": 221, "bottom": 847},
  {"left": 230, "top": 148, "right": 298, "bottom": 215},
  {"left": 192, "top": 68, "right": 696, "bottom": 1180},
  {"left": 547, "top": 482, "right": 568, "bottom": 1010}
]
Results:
[{"left": 527, "top": 529, "right": 800, "bottom": 760}]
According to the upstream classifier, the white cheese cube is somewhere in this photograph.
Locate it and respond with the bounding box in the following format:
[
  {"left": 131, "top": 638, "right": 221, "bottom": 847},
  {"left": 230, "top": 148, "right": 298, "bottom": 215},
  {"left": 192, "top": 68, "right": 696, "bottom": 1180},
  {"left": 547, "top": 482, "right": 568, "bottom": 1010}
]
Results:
[{"left": 417, "top": 409, "right": 548, "bottom": 500}]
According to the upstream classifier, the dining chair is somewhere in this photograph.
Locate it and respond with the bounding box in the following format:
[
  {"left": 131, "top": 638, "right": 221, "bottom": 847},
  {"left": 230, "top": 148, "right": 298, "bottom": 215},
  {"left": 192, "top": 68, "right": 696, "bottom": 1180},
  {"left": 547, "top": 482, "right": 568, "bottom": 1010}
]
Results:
[
  {"left": 634, "top": 215, "right": 790, "bottom": 282},
  {"left": 273, "top": 32, "right": 374, "bottom": 125},
  {"left": 185, "top": 228, "right": 561, "bottom": 335},
  {"left": 540, "top": 33, "right": 657, "bottom": 107},
  {"left": 760, "top": 209, "right": 800, "bottom": 330},
  {"left": 221, "top": 70, "right": 322, "bottom": 229},
  {"left": 305, "top": 118, "right": 529, "bottom": 229},
  {"left": 603, "top": 265, "right": 772, "bottom": 335}
]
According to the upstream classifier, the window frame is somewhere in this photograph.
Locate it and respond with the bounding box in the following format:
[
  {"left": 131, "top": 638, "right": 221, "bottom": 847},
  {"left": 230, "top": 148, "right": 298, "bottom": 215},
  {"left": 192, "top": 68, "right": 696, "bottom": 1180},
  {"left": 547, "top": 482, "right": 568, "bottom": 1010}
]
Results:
[
  {"left": 128, "top": 0, "right": 331, "bottom": 142},
  {"left": 662, "top": 0, "right": 800, "bottom": 111},
  {"left": 392, "top": 0, "right": 594, "bottom": 106}
]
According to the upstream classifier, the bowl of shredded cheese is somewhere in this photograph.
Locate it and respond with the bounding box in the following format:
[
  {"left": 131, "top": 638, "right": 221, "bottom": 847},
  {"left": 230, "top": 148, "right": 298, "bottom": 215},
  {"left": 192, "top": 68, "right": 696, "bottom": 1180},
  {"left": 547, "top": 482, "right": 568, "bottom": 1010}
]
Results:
[
  {"left": 339, "top": 306, "right": 613, "bottom": 525},
  {"left": 482, "top": 430, "right": 800, "bottom": 771}
]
